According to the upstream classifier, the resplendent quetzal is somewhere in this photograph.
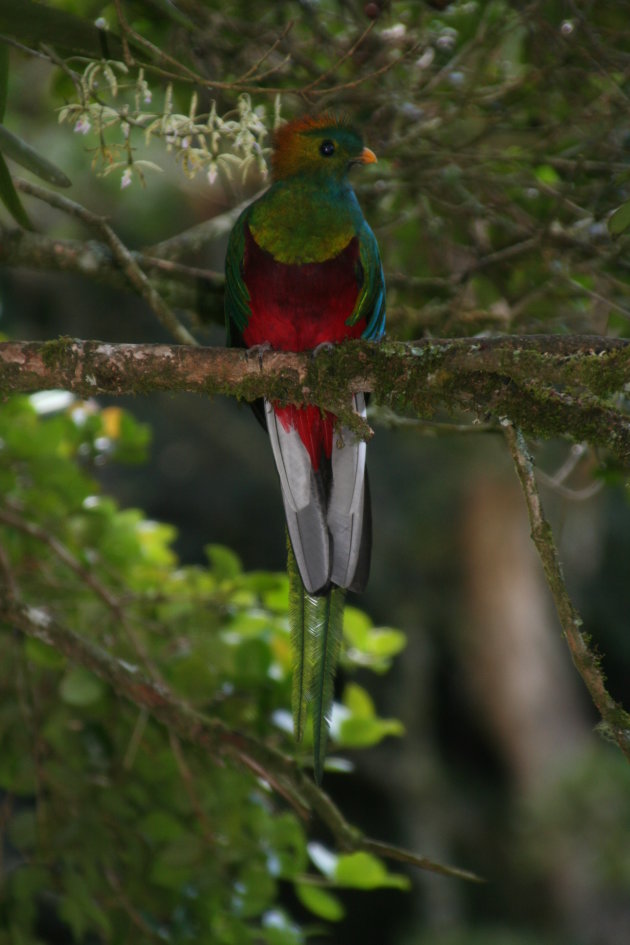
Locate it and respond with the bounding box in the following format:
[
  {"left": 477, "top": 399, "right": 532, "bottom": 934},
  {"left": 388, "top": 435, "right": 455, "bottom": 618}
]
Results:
[{"left": 225, "top": 115, "right": 385, "bottom": 782}]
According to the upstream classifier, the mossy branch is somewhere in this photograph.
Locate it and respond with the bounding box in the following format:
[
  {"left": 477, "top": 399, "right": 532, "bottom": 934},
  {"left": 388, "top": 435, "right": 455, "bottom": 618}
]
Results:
[{"left": 2, "top": 336, "right": 630, "bottom": 457}]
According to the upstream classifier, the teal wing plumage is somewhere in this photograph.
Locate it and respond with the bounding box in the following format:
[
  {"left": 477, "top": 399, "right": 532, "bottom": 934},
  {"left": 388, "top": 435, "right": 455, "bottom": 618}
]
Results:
[
  {"left": 347, "top": 220, "right": 386, "bottom": 341},
  {"left": 224, "top": 207, "right": 252, "bottom": 345}
]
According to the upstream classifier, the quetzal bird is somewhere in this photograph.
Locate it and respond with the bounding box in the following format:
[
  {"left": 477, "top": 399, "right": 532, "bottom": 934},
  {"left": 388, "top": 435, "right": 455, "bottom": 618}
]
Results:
[{"left": 224, "top": 115, "right": 385, "bottom": 782}]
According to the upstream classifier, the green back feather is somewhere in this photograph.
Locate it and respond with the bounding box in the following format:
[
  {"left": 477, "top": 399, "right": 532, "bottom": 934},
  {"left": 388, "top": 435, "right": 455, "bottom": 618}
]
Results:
[{"left": 224, "top": 208, "right": 251, "bottom": 341}]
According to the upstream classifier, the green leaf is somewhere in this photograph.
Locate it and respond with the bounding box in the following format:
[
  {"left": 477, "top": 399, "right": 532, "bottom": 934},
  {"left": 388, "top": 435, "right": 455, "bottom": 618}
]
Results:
[
  {"left": 0, "top": 124, "right": 70, "bottom": 186},
  {"left": 343, "top": 606, "right": 406, "bottom": 672},
  {"left": 110, "top": 408, "right": 152, "bottom": 463},
  {"left": 206, "top": 543, "right": 242, "bottom": 579},
  {"left": 232, "top": 861, "right": 276, "bottom": 919},
  {"left": 295, "top": 883, "right": 345, "bottom": 921},
  {"left": 365, "top": 628, "right": 406, "bottom": 660},
  {"left": 534, "top": 164, "right": 560, "bottom": 185},
  {"left": 334, "top": 852, "right": 410, "bottom": 891},
  {"left": 139, "top": 810, "right": 186, "bottom": 843},
  {"left": 59, "top": 870, "right": 112, "bottom": 940},
  {"left": 60, "top": 667, "right": 106, "bottom": 706},
  {"left": 343, "top": 682, "right": 375, "bottom": 718},
  {"left": 134, "top": 518, "right": 177, "bottom": 569},
  {"left": 609, "top": 201, "right": 630, "bottom": 236},
  {"left": 233, "top": 638, "right": 272, "bottom": 684},
  {"left": 337, "top": 684, "right": 404, "bottom": 748},
  {"left": 227, "top": 611, "right": 270, "bottom": 637},
  {"left": 149, "top": 835, "right": 205, "bottom": 889},
  {"left": 0, "top": 150, "right": 32, "bottom": 228},
  {"left": 342, "top": 606, "right": 372, "bottom": 645},
  {"left": 25, "top": 637, "right": 66, "bottom": 669},
  {"left": 266, "top": 813, "right": 308, "bottom": 879},
  {"left": 337, "top": 714, "right": 404, "bottom": 749}
]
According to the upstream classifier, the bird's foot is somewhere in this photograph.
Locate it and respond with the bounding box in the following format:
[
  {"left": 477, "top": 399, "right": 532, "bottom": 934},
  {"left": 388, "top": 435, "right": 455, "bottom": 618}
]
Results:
[
  {"left": 246, "top": 342, "right": 272, "bottom": 369},
  {"left": 311, "top": 341, "right": 336, "bottom": 359}
]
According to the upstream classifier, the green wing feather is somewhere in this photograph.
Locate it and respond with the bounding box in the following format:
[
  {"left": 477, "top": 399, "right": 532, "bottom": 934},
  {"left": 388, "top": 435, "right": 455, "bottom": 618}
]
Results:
[
  {"left": 347, "top": 220, "right": 386, "bottom": 341},
  {"left": 224, "top": 207, "right": 252, "bottom": 344}
]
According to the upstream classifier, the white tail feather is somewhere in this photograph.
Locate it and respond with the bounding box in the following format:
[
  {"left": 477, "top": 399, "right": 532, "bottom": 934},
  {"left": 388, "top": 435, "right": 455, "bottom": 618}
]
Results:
[
  {"left": 265, "top": 400, "right": 330, "bottom": 593},
  {"left": 328, "top": 393, "right": 367, "bottom": 587}
]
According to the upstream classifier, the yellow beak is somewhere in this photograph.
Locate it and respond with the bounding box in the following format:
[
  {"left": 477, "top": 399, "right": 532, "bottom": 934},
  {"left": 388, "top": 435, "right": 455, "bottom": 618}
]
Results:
[{"left": 359, "top": 146, "right": 377, "bottom": 165}]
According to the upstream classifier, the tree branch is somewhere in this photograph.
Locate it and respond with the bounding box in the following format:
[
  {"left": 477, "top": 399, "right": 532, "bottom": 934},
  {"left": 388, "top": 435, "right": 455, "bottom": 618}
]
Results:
[
  {"left": 2, "top": 337, "right": 630, "bottom": 458},
  {"left": 15, "top": 179, "right": 198, "bottom": 345},
  {"left": 503, "top": 423, "right": 630, "bottom": 762},
  {"left": 0, "top": 225, "right": 224, "bottom": 316}
]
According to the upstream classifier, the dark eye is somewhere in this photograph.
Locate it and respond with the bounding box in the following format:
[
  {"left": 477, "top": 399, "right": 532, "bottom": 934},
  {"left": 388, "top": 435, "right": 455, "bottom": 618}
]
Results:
[{"left": 319, "top": 139, "right": 335, "bottom": 157}]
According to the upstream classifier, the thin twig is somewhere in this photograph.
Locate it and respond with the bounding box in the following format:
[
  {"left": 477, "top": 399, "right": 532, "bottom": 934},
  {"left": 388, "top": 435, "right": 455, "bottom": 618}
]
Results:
[
  {"left": 0, "top": 225, "right": 223, "bottom": 318},
  {"left": 0, "top": 504, "right": 161, "bottom": 680},
  {"left": 168, "top": 730, "right": 215, "bottom": 844},
  {"left": 105, "top": 868, "right": 162, "bottom": 938},
  {"left": 145, "top": 194, "right": 261, "bottom": 261},
  {"left": 370, "top": 406, "right": 500, "bottom": 436},
  {"left": 111, "top": 0, "right": 135, "bottom": 69},
  {"left": 300, "top": 22, "right": 375, "bottom": 94},
  {"left": 14, "top": 179, "right": 198, "bottom": 346},
  {"left": 233, "top": 21, "right": 294, "bottom": 83},
  {"left": 536, "top": 469, "right": 604, "bottom": 502},
  {"left": 362, "top": 838, "right": 483, "bottom": 884}
]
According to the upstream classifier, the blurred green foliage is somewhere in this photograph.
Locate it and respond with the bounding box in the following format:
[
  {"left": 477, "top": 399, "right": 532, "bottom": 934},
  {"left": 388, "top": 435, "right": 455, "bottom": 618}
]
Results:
[{"left": 0, "top": 394, "right": 406, "bottom": 942}]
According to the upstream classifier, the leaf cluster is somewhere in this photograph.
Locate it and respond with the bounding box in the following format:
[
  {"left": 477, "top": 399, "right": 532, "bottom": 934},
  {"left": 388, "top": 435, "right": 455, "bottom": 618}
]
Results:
[{"left": 0, "top": 394, "right": 407, "bottom": 942}]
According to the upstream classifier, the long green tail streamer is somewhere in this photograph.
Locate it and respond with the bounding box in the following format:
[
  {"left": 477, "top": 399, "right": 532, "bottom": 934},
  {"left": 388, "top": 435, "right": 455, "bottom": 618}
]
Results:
[
  {"left": 287, "top": 535, "right": 345, "bottom": 784},
  {"left": 287, "top": 534, "right": 311, "bottom": 743}
]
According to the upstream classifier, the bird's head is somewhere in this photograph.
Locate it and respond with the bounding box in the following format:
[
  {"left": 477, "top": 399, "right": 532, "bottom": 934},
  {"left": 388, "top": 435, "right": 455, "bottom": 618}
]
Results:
[{"left": 271, "top": 114, "right": 377, "bottom": 183}]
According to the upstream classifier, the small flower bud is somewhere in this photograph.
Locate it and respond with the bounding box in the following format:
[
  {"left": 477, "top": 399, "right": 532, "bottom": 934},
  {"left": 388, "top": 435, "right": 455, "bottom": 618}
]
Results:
[{"left": 74, "top": 117, "right": 91, "bottom": 135}]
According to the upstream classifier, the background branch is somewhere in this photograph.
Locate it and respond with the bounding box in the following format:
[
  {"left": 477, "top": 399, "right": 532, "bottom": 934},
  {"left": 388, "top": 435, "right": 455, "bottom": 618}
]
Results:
[
  {"left": 0, "top": 224, "right": 224, "bottom": 317},
  {"left": 15, "top": 179, "right": 198, "bottom": 345},
  {"left": 503, "top": 424, "right": 630, "bottom": 762}
]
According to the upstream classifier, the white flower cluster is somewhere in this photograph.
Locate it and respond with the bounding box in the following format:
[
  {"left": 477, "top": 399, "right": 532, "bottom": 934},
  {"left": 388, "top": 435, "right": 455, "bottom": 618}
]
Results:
[{"left": 58, "top": 61, "right": 275, "bottom": 190}]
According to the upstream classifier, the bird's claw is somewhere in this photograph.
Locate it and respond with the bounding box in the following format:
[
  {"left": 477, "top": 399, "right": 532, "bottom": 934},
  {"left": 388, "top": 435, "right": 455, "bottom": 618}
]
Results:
[
  {"left": 246, "top": 342, "right": 272, "bottom": 369},
  {"left": 311, "top": 341, "right": 335, "bottom": 359}
]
